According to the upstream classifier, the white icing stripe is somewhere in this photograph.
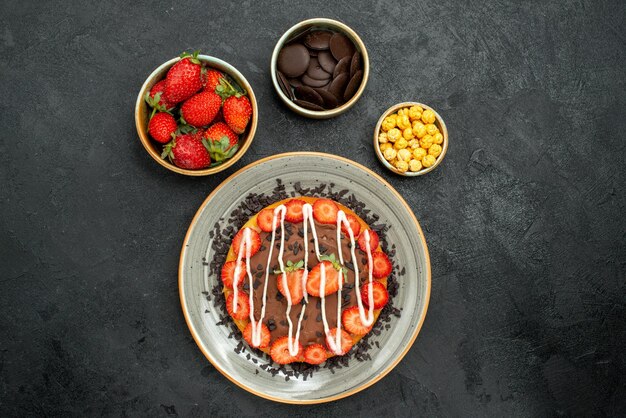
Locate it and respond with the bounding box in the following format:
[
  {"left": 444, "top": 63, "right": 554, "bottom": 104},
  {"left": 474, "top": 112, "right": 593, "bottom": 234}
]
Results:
[
  {"left": 232, "top": 228, "right": 252, "bottom": 313},
  {"left": 358, "top": 230, "right": 375, "bottom": 326}
]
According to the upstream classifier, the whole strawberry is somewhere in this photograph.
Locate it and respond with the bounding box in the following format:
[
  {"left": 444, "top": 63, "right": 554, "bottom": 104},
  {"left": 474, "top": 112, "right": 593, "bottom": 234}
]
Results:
[
  {"left": 180, "top": 91, "right": 221, "bottom": 127},
  {"left": 203, "top": 69, "right": 224, "bottom": 92},
  {"left": 146, "top": 80, "right": 174, "bottom": 110},
  {"left": 164, "top": 51, "right": 204, "bottom": 104},
  {"left": 148, "top": 112, "right": 177, "bottom": 144},
  {"left": 223, "top": 95, "right": 252, "bottom": 134},
  {"left": 202, "top": 122, "right": 239, "bottom": 163},
  {"left": 162, "top": 131, "right": 211, "bottom": 169}
]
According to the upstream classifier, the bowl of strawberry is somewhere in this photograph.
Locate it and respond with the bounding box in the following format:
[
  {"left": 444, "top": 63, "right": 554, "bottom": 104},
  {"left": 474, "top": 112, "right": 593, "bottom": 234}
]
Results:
[{"left": 135, "top": 51, "right": 257, "bottom": 176}]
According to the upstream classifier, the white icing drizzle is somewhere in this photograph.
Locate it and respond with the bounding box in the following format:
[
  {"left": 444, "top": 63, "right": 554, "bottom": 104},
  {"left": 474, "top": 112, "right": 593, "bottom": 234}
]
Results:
[
  {"left": 232, "top": 228, "right": 253, "bottom": 313},
  {"left": 301, "top": 203, "right": 322, "bottom": 302}
]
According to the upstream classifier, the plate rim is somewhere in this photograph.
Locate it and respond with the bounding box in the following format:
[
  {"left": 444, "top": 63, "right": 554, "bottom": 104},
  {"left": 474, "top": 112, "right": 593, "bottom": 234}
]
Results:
[{"left": 178, "top": 151, "right": 431, "bottom": 404}]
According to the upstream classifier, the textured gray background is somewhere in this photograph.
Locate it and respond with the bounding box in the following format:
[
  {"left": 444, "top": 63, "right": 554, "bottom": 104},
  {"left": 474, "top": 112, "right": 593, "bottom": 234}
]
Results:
[{"left": 1, "top": 0, "right": 625, "bottom": 416}]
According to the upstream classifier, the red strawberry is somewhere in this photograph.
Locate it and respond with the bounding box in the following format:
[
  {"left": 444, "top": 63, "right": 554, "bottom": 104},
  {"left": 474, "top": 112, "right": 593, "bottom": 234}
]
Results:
[
  {"left": 358, "top": 229, "right": 380, "bottom": 252},
  {"left": 325, "top": 328, "right": 353, "bottom": 355},
  {"left": 203, "top": 69, "right": 224, "bottom": 92},
  {"left": 276, "top": 262, "right": 304, "bottom": 305},
  {"left": 371, "top": 251, "right": 392, "bottom": 278},
  {"left": 243, "top": 322, "right": 271, "bottom": 349},
  {"left": 148, "top": 112, "right": 177, "bottom": 144},
  {"left": 232, "top": 228, "right": 261, "bottom": 257},
  {"left": 270, "top": 336, "right": 303, "bottom": 364},
  {"left": 181, "top": 91, "right": 221, "bottom": 127},
  {"left": 146, "top": 80, "right": 174, "bottom": 110},
  {"left": 226, "top": 291, "right": 250, "bottom": 320},
  {"left": 341, "top": 214, "right": 361, "bottom": 238},
  {"left": 223, "top": 95, "right": 252, "bottom": 134},
  {"left": 342, "top": 306, "right": 372, "bottom": 335},
  {"left": 221, "top": 260, "right": 246, "bottom": 289},
  {"left": 303, "top": 344, "right": 328, "bottom": 365},
  {"left": 164, "top": 52, "right": 204, "bottom": 104},
  {"left": 162, "top": 131, "right": 211, "bottom": 170},
  {"left": 361, "top": 281, "right": 389, "bottom": 310},
  {"left": 312, "top": 199, "right": 339, "bottom": 224},
  {"left": 284, "top": 199, "right": 305, "bottom": 223},
  {"left": 306, "top": 260, "right": 341, "bottom": 297},
  {"left": 256, "top": 208, "right": 276, "bottom": 232},
  {"left": 202, "top": 122, "right": 239, "bottom": 164}
]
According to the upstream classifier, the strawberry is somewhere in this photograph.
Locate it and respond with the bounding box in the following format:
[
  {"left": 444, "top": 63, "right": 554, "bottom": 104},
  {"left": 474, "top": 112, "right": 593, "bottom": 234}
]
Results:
[
  {"left": 181, "top": 90, "right": 221, "bottom": 127},
  {"left": 256, "top": 208, "right": 277, "bottom": 232},
  {"left": 226, "top": 291, "right": 250, "bottom": 320},
  {"left": 303, "top": 344, "right": 328, "bottom": 365},
  {"left": 164, "top": 51, "right": 204, "bottom": 104},
  {"left": 342, "top": 306, "right": 372, "bottom": 335},
  {"left": 341, "top": 214, "right": 361, "bottom": 238},
  {"left": 203, "top": 69, "right": 224, "bottom": 92},
  {"left": 232, "top": 228, "right": 261, "bottom": 257},
  {"left": 223, "top": 95, "right": 252, "bottom": 134},
  {"left": 162, "top": 131, "right": 211, "bottom": 170},
  {"left": 306, "top": 255, "right": 346, "bottom": 297},
  {"left": 270, "top": 336, "right": 303, "bottom": 364},
  {"left": 371, "top": 251, "right": 392, "bottom": 278},
  {"left": 221, "top": 260, "right": 246, "bottom": 289},
  {"left": 147, "top": 112, "right": 177, "bottom": 144},
  {"left": 358, "top": 229, "right": 380, "bottom": 253},
  {"left": 361, "top": 281, "right": 389, "bottom": 310},
  {"left": 146, "top": 80, "right": 174, "bottom": 110},
  {"left": 284, "top": 199, "right": 306, "bottom": 223},
  {"left": 325, "top": 328, "right": 353, "bottom": 355},
  {"left": 202, "top": 122, "right": 239, "bottom": 164},
  {"left": 312, "top": 199, "right": 339, "bottom": 224},
  {"left": 275, "top": 260, "right": 305, "bottom": 304},
  {"left": 243, "top": 322, "right": 271, "bottom": 349}
]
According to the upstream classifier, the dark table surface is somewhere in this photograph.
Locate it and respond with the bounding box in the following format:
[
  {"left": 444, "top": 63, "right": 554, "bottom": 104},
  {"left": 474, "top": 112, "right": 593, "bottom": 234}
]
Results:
[{"left": 1, "top": 0, "right": 625, "bottom": 416}]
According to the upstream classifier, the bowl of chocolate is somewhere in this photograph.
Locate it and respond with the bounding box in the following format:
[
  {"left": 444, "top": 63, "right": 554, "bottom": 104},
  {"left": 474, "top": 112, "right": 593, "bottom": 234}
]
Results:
[{"left": 271, "top": 18, "right": 369, "bottom": 119}]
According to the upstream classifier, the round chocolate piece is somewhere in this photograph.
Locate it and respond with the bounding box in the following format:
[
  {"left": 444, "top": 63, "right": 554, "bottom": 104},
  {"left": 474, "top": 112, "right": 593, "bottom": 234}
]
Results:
[
  {"left": 350, "top": 52, "right": 362, "bottom": 78},
  {"left": 293, "top": 99, "right": 325, "bottom": 111},
  {"left": 288, "top": 77, "right": 303, "bottom": 88},
  {"left": 343, "top": 70, "right": 363, "bottom": 101},
  {"left": 328, "top": 72, "right": 349, "bottom": 101},
  {"left": 276, "top": 71, "right": 295, "bottom": 100},
  {"left": 314, "top": 88, "right": 339, "bottom": 109},
  {"left": 318, "top": 51, "right": 337, "bottom": 74},
  {"left": 329, "top": 32, "right": 356, "bottom": 61},
  {"left": 301, "top": 74, "right": 331, "bottom": 88},
  {"left": 306, "top": 57, "right": 332, "bottom": 80},
  {"left": 277, "top": 44, "right": 310, "bottom": 78},
  {"left": 333, "top": 56, "right": 351, "bottom": 79},
  {"left": 304, "top": 30, "right": 333, "bottom": 50},
  {"left": 294, "top": 85, "right": 324, "bottom": 107}
]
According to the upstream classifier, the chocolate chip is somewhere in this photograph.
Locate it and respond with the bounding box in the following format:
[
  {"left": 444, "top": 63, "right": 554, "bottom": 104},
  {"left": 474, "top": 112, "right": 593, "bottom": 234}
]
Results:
[
  {"left": 306, "top": 57, "right": 332, "bottom": 80},
  {"left": 350, "top": 52, "right": 362, "bottom": 78},
  {"left": 277, "top": 71, "right": 294, "bottom": 100},
  {"left": 294, "top": 85, "right": 324, "bottom": 106},
  {"left": 293, "top": 99, "right": 325, "bottom": 111},
  {"left": 329, "top": 32, "right": 355, "bottom": 60},
  {"left": 328, "top": 72, "right": 349, "bottom": 101},
  {"left": 343, "top": 70, "right": 363, "bottom": 101},
  {"left": 277, "top": 43, "right": 310, "bottom": 77},
  {"left": 314, "top": 88, "right": 339, "bottom": 109},
  {"left": 288, "top": 77, "right": 303, "bottom": 88},
  {"left": 301, "top": 74, "right": 330, "bottom": 88},
  {"left": 333, "top": 56, "right": 351, "bottom": 79},
  {"left": 304, "top": 30, "right": 333, "bottom": 50},
  {"left": 317, "top": 51, "right": 337, "bottom": 74},
  {"left": 315, "top": 313, "right": 322, "bottom": 322}
]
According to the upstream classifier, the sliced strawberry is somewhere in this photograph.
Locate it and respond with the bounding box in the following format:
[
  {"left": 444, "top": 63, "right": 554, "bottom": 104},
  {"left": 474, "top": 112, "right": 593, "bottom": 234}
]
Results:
[
  {"left": 303, "top": 344, "right": 328, "bottom": 365},
  {"left": 312, "top": 199, "right": 339, "bottom": 224},
  {"left": 306, "top": 261, "right": 340, "bottom": 297},
  {"left": 361, "top": 281, "right": 389, "bottom": 310},
  {"left": 371, "top": 251, "right": 392, "bottom": 278},
  {"left": 243, "top": 322, "right": 271, "bottom": 349},
  {"left": 284, "top": 199, "right": 305, "bottom": 223},
  {"left": 220, "top": 260, "right": 246, "bottom": 289},
  {"left": 232, "top": 228, "right": 261, "bottom": 257},
  {"left": 276, "top": 270, "right": 304, "bottom": 305},
  {"left": 270, "top": 336, "right": 303, "bottom": 364},
  {"left": 358, "top": 229, "right": 380, "bottom": 253},
  {"left": 342, "top": 306, "right": 373, "bottom": 335},
  {"left": 256, "top": 208, "right": 276, "bottom": 232},
  {"left": 325, "top": 328, "right": 353, "bottom": 355},
  {"left": 226, "top": 291, "right": 250, "bottom": 320},
  {"left": 341, "top": 214, "right": 361, "bottom": 238}
]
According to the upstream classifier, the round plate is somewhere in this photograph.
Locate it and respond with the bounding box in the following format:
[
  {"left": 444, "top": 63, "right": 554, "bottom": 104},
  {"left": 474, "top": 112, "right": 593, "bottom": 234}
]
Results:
[{"left": 179, "top": 152, "right": 430, "bottom": 404}]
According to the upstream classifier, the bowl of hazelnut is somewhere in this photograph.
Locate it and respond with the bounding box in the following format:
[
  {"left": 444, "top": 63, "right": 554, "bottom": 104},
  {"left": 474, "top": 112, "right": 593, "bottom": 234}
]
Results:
[{"left": 373, "top": 102, "right": 448, "bottom": 176}]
